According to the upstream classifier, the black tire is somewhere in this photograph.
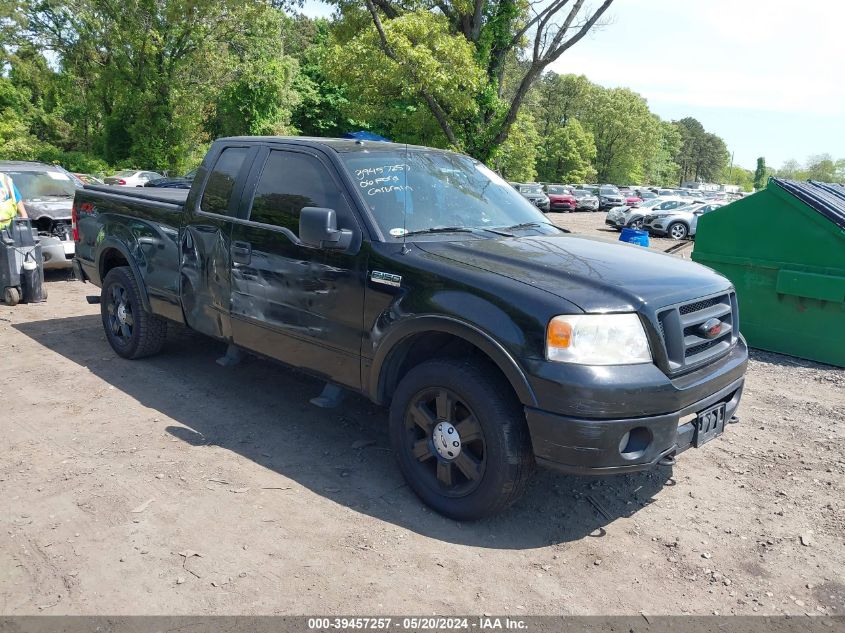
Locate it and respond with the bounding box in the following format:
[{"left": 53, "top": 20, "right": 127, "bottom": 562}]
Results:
[
  {"left": 389, "top": 358, "right": 534, "bottom": 520},
  {"left": 667, "top": 221, "right": 689, "bottom": 240},
  {"left": 101, "top": 266, "right": 167, "bottom": 359}
]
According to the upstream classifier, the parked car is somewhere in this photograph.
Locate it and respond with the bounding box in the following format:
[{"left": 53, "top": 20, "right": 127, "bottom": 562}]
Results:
[
  {"left": 0, "top": 161, "right": 76, "bottom": 269},
  {"left": 105, "top": 170, "right": 164, "bottom": 187},
  {"left": 597, "top": 185, "right": 625, "bottom": 210},
  {"left": 636, "top": 189, "right": 658, "bottom": 200},
  {"left": 514, "top": 183, "right": 550, "bottom": 212},
  {"left": 624, "top": 193, "right": 643, "bottom": 206},
  {"left": 643, "top": 202, "right": 724, "bottom": 240},
  {"left": 72, "top": 136, "right": 747, "bottom": 520},
  {"left": 145, "top": 169, "right": 197, "bottom": 189},
  {"left": 570, "top": 188, "right": 600, "bottom": 212},
  {"left": 73, "top": 173, "right": 105, "bottom": 186},
  {"left": 544, "top": 185, "right": 577, "bottom": 212},
  {"left": 605, "top": 197, "right": 689, "bottom": 230}
]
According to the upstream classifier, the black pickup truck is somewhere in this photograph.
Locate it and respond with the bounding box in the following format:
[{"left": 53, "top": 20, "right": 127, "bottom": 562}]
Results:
[{"left": 72, "top": 137, "right": 747, "bottom": 520}]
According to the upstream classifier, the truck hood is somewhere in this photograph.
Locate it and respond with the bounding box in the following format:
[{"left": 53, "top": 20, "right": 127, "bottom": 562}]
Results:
[
  {"left": 415, "top": 234, "right": 730, "bottom": 312},
  {"left": 23, "top": 197, "right": 73, "bottom": 221}
]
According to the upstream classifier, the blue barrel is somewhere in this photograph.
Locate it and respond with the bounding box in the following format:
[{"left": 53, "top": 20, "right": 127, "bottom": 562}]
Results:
[{"left": 619, "top": 227, "right": 650, "bottom": 247}]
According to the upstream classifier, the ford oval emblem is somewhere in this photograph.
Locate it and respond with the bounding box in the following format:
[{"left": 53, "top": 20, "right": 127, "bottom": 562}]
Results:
[{"left": 699, "top": 318, "right": 723, "bottom": 339}]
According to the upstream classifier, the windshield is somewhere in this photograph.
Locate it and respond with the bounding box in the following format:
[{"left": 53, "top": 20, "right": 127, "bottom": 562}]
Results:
[
  {"left": 641, "top": 198, "right": 672, "bottom": 209},
  {"left": 599, "top": 186, "right": 619, "bottom": 195},
  {"left": 340, "top": 149, "right": 556, "bottom": 239},
  {"left": 571, "top": 189, "right": 590, "bottom": 197},
  {"left": 2, "top": 171, "right": 76, "bottom": 199},
  {"left": 517, "top": 184, "right": 543, "bottom": 194},
  {"left": 545, "top": 185, "right": 568, "bottom": 194}
]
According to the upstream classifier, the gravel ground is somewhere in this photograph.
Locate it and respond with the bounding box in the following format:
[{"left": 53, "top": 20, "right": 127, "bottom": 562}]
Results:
[{"left": 1, "top": 218, "right": 843, "bottom": 616}]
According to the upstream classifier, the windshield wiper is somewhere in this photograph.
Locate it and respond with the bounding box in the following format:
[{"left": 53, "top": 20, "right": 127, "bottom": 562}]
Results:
[
  {"left": 498, "top": 221, "right": 569, "bottom": 233},
  {"left": 402, "top": 226, "right": 475, "bottom": 237}
]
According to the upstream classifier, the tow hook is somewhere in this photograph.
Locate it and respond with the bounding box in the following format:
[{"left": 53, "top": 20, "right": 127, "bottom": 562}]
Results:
[
  {"left": 658, "top": 454, "right": 677, "bottom": 467},
  {"left": 728, "top": 415, "right": 739, "bottom": 424}
]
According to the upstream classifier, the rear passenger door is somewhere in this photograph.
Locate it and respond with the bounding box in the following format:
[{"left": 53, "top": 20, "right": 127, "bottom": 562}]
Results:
[
  {"left": 229, "top": 147, "right": 366, "bottom": 390},
  {"left": 180, "top": 145, "right": 257, "bottom": 340}
]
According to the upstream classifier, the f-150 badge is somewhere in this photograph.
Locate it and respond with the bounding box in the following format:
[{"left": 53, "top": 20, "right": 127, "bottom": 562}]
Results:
[{"left": 370, "top": 271, "right": 402, "bottom": 287}]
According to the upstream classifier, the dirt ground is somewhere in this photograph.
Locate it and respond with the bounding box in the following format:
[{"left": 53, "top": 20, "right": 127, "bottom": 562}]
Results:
[{"left": 1, "top": 213, "right": 843, "bottom": 616}]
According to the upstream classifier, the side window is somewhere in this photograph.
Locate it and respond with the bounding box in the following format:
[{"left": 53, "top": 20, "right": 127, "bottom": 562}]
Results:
[
  {"left": 200, "top": 147, "right": 249, "bottom": 215},
  {"left": 249, "top": 150, "right": 348, "bottom": 233}
]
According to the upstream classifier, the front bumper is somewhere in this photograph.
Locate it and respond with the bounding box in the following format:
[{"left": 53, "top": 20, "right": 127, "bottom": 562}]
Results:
[
  {"left": 522, "top": 338, "right": 748, "bottom": 474},
  {"left": 40, "top": 237, "right": 74, "bottom": 270}
]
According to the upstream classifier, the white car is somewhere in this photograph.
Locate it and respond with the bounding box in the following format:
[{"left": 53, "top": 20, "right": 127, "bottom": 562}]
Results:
[
  {"left": 604, "top": 197, "right": 689, "bottom": 231},
  {"left": 104, "top": 170, "right": 164, "bottom": 187},
  {"left": 643, "top": 202, "right": 724, "bottom": 240}
]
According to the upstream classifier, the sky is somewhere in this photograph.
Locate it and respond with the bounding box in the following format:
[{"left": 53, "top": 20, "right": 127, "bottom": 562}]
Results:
[{"left": 301, "top": 0, "right": 844, "bottom": 170}]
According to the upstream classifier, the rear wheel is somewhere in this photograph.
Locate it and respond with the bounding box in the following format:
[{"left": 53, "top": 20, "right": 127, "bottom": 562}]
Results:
[
  {"left": 668, "top": 222, "right": 689, "bottom": 240},
  {"left": 101, "top": 266, "right": 167, "bottom": 359},
  {"left": 389, "top": 359, "right": 534, "bottom": 520}
]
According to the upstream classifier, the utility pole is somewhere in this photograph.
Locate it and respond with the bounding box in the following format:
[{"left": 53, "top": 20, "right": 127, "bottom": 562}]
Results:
[{"left": 728, "top": 151, "right": 735, "bottom": 181}]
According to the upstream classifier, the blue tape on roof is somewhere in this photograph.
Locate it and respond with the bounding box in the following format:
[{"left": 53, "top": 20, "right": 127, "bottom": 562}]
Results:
[{"left": 772, "top": 178, "right": 845, "bottom": 230}]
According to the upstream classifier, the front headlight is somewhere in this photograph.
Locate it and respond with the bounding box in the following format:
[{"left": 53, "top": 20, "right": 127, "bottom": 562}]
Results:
[{"left": 546, "top": 314, "right": 652, "bottom": 365}]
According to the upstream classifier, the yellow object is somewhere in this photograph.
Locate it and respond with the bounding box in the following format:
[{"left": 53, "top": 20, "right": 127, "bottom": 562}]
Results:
[{"left": 0, "top": 173, "right": 19, "bottom": 230}]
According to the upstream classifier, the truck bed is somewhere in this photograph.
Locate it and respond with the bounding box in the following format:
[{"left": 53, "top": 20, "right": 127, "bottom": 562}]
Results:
[{"left": 82, "top": 185, "right": 189, "bottom": 209}]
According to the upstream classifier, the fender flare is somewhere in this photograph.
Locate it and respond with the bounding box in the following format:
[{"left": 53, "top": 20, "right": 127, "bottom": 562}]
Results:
[
  {"left": 96, "top": 238, "right": 152, "bottom": 313},
  {"left": 369, "top": 315, "right": 538, "bottom": 407}
]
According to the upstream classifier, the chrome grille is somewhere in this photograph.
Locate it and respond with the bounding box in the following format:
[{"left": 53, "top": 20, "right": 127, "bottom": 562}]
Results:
[{"left": 657, "top": 291, "right": 738, "bottom": 373}]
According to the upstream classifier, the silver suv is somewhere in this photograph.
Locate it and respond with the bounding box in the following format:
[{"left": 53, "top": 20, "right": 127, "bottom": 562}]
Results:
[
  {"left": 605, "top": 197, "right": 688, "bottom": 230},
  {"left": 643, "top": 202, "right": 724, "bottom": 240}
]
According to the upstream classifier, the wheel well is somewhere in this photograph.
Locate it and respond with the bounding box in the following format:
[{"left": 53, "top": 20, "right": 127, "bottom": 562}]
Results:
[
  {"left": 378, "top": 332, "right": 519, "bottom": 406},
  {"left": 99, "top": 248, "right": 129, "bottom": 281}
]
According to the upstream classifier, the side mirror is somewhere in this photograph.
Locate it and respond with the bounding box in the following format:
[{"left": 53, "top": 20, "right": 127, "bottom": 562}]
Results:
[{"left": 299, "top": 207, "right": 353, "bottom": 250}]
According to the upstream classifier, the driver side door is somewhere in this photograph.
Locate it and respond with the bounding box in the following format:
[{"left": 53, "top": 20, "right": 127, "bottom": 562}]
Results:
[{"left": 229, "top": 147, "right": 367, "bottom": 390}]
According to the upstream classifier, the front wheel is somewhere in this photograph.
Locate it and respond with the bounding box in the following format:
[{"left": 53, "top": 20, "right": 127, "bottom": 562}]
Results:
[
  {"left": 389, "top": 359, "right": 534, "bottom": 520},
  {"left": 668, "top": 222, "right": 689, "bottom": 240},
  {"left": 101, "top": 266, "right": 167, "bottom": 359}
]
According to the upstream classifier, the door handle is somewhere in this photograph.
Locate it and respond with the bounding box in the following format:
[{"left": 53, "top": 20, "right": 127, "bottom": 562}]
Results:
[{"left": 231, "top": 241, "right": 252, "bottom": 265}]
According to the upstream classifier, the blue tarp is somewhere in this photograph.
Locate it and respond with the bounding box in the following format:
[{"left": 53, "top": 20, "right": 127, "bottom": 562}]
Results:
[{"left": 342, "top": 131, "right": 391, "bottom": 142}]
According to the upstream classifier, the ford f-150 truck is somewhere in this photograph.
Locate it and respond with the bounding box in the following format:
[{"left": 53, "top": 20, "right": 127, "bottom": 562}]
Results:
[{"left": 72, "top": 137, "right": 747, "bottom": 520}]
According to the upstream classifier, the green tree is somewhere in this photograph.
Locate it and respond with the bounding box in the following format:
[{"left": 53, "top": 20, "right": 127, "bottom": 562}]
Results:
[
  {"left": 581, "top": 86, "right": 660, "bottom": 184},
  {"left": 643, "top": 120, "right": 682, "bottom": 186},
  {"left": 805, "top": 154, "right": 836, "bottom": 181},
  {"left": 16, "top": 0, "right": 301, "bottom": 171},
  {"left": 327, "top": 0, "right": 615, "bottom": 161},
  {"left": 753, "top": 156, "right": 767, "bottom": 190},
  {"left": 777, "top": 158, "right": 804, "bottom": 180},
  {"left": 531, "top": 73, "right": 592, "bottom": 136},
  {"left": 535, "top": 118, "right": 596, "bottom": 183},
  {"left": 492, "top": 111, "right": 539, "bottom": 182},
  {"left": 674, "top": 118, "right": 728, "bottom": 184},
  {"left": 720, "top": 163, "right": 754, "bottom": 192}
]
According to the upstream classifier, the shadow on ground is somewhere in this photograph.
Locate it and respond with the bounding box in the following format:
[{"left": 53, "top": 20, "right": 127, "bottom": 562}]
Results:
[{"left": 14, "top": 313, "right": 674, "bottom": 549}]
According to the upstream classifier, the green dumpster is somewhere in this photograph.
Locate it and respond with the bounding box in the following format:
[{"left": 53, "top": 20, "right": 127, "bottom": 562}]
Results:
[{"left": 692, "top": 178, "right": 845, "bottom": 367}]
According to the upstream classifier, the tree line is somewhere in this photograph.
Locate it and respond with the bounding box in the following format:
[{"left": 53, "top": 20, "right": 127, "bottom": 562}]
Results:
[{"left": 1, "top": 0, "right": 841, "bottom": 190}]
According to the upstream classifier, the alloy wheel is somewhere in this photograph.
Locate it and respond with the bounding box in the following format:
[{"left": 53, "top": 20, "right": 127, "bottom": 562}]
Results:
[
  {"left": 403, "top": 387, "right": 486, "bottom": 498},
  {"left": 105, "top": 283, "right": 134, "bottom": 345}
]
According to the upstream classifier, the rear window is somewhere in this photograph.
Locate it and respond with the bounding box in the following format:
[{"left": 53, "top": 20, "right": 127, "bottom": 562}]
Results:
[{"left": 200, "top": 148, "right": 249, "bottom": 215}]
